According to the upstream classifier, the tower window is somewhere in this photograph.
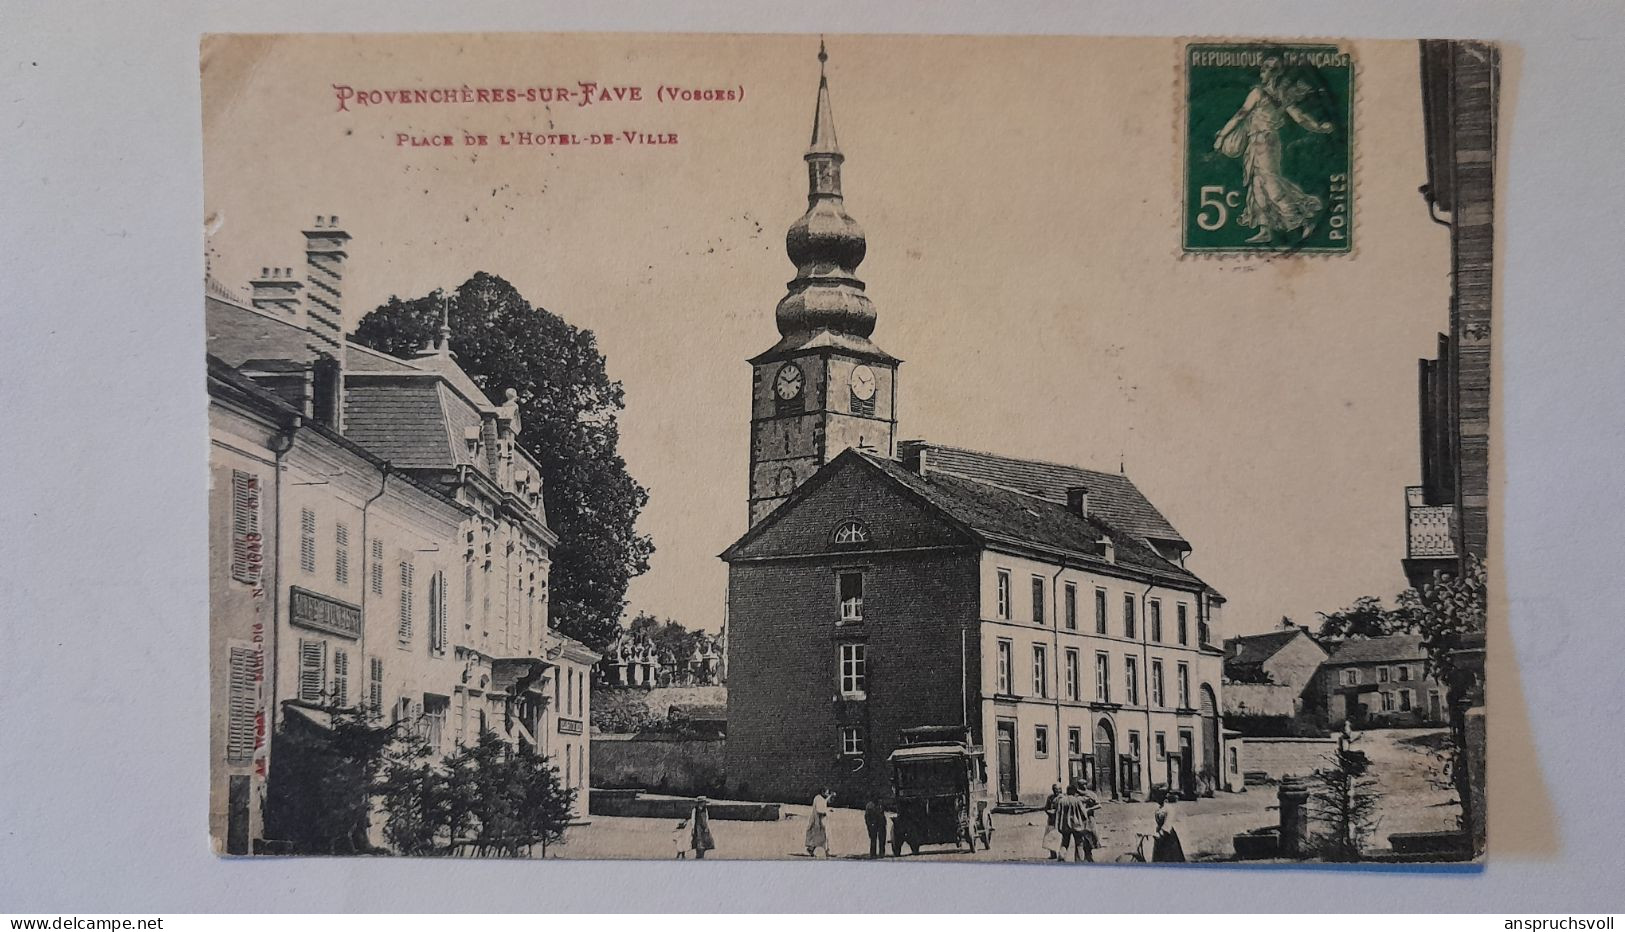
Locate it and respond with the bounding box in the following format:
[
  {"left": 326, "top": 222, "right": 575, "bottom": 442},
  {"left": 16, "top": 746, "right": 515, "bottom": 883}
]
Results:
[
  {"left": 849, "top": 388, "right": 875, "bottom": 416},
  {"left": 832, "top": 520, "right": 870, "bottom": 545},
  {"left": 839, "top": 643, "right": 867, "bottom": 698},
  {"left": 840, "top": 725, "right": 863, "bottom": 756},
  {"left": 838, "top": 571, "right": 864, "bottom": 623}
]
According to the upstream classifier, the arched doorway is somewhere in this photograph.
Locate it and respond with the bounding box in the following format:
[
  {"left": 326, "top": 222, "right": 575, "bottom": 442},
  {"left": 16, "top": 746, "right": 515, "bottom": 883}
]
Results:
[
  {"left": 1200, "top": 684, "right": 1220, "bottom": 795},
  {"left": 1092, "top": 718, "right": 1117, "bottom": 799}
]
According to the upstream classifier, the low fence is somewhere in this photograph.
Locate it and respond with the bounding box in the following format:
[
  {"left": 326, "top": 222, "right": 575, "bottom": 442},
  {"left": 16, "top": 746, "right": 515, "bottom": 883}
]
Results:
[{"left": 592, "top": 733, "right": 726, "bottom": 798}]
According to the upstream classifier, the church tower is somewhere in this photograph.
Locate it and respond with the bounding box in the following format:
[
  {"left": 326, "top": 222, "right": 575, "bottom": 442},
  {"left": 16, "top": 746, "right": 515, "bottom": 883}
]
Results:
[{"left": 748, "top": 43, "right": 899, "bottom": 526}]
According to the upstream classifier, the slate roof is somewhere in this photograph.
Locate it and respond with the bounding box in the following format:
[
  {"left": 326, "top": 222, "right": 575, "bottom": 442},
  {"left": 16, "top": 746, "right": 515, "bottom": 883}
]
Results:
[
  {"left": 898, "top": 441, "right": 1189, "bottom": 548},
  {"left": 1324, "top": 633, "right": 1428, "bottom": 665},
  {"left": 207, "top": 354, "right": 465, "bottom": 513},
  {"left": 342, "top": 380, "right": 472, "bottom": 470},
  {"left": 346, "top": 342, "right": 427, "bottom": 374},
  {"left": 342, "top": 350, "right": 496, "bottom": 475},
  {"left": 1224, "top": 630, "right": 1307, "bottom": 666},
  {"left": 857, "top": 451, "right": 1206, "bottom": 589}
]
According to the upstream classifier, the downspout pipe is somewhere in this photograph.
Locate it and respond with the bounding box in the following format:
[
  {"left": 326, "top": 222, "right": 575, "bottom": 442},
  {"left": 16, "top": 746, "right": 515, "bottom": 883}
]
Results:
[
  {"left": 1051, "top": 564, "right": 1065, "bottom": 787},
  {"left": 265, "top": 419, "right": 302, "bottom": 734},
  {"left": 358, "top": 462, "right": 393, "bottom": 715},
  {"left": 1140, "top": 580, "right": 1156, "bottom": 800}
]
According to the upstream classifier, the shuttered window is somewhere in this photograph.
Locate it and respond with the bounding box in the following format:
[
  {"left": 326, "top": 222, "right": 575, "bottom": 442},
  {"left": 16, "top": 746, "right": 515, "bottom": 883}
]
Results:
[
  {"left": 226, "top": 646, "right": 257, "bottom": 763},
  {"left": 335, "top": 522, "right": 350, "bottom": 586},
  {"left": 299, "top": 508, "right": 317, "bottom": 574},
  {"left": 398, "top": 560, "right": 415, "bottom": 642},
  {"left": 463, "top": 561, "right": 475, "bottom": 630},
  {"left": 229, "top": 470, "right": 263, "bottom": 586},
  {"left": 369, "top": 539, "right": 384, "bottom": 595},
  {"left": 333, "top": 649, "right": 350, "bottom": 707},
  {"left": 428, "top": 572, "right": 448, "bottom": 655},
  {"left": 298, "top": 638, "right": 327, "bottom": 703},
  {"left": 369, "top": 657, "right": 384, "bottom": 714}
]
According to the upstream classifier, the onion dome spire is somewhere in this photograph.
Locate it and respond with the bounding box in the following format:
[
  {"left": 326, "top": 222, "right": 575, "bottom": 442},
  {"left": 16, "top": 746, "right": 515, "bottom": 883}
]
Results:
[{"left": 774, "top": 41, "right": 878, "bottom": 343}]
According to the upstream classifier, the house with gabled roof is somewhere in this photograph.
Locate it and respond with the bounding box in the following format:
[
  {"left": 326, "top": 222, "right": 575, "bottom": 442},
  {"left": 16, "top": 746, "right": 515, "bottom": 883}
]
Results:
[
  {"left": 724, "top": 446, "right": 1231, "bottom": 807},
  {"left": 1221, "top": 626, "right": 1330, "bottom": 727},
  {"left": 1319, "top": 633, "right": 1447, "bottom": 727}
]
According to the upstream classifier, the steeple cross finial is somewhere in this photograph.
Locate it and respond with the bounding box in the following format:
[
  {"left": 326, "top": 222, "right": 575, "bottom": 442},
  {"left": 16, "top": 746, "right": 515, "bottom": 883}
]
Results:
[{"left": 818, "top": 37, "right": 828, "bottom": 72}]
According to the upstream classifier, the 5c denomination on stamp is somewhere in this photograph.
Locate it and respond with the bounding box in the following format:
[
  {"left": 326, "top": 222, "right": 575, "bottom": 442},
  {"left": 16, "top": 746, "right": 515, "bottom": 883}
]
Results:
[{"left": 1183, "top": 42, "right": 1354, "bottom": 254}]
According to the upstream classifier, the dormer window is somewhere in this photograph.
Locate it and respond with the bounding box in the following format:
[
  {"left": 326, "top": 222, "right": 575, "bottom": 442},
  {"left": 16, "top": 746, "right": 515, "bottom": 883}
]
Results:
[
  {"left": 832, "top": 520, "right": 870, "bottom": 545},
  {"left": 463, "top": 425, "right": 483, "bottom": 457}
]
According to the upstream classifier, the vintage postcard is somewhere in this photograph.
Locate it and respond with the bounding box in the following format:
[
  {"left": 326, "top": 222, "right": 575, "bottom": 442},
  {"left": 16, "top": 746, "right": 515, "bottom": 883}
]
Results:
[{"left": 203, "top": 33, "right": 1498, "bottom": 863}]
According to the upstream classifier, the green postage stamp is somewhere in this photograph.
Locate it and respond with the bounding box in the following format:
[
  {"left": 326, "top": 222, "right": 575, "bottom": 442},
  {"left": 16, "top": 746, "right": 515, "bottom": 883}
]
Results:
[{"left": 1183, "top": 42, "right": 1354, "bottom": 254}]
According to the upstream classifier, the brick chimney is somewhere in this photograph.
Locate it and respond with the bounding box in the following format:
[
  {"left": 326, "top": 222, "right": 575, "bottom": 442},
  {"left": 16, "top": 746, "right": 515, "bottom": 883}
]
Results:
[
  {"left": 249, "top": 266, "right": 303, "bottom": 318},
  {"left": 302, "top": 216, "right": 349, "bottom": 356},
  {"left": 1066, "top": 485, "right": 1089, "bottom": 518},
  {"left": 302, "top": 215, "right": 350, "bottom": 430}
]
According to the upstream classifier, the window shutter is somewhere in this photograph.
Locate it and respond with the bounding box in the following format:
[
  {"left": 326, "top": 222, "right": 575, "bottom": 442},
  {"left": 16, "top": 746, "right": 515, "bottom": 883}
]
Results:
[
  {"left": 229, "top": 471, "right": 263, "bottom": 586},
  {"left": 298, "top": 638, "right": 327, "bottom": 703},
  {"left": 226, "top": 645, "right": 257, "bottom": 763},
  {"left": 299, "top": 508, "right": 317, "bottom": 573},
  {"left": 437, "top": 572, "right": 449, "bottom": 654},
  {"left": 398, "top": 560, "right": 414, "bottom": 642},
  {"left": 335, "top": 522, "right": 349, "bottom": 586},
  {"left": 369, "top": 657, "right": 384, "bottom": 714},
  {"left": 369, "top": 539, "right": 384, "bottom": 595},
  {"left": 333, "top": 649, "right": 349, "bottom": 707}
]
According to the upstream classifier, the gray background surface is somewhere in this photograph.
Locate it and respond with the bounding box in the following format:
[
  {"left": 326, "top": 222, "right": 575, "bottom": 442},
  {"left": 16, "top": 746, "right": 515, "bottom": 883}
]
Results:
[{"left": 2, "top": 0, "right": 1623, "bottom": 914}]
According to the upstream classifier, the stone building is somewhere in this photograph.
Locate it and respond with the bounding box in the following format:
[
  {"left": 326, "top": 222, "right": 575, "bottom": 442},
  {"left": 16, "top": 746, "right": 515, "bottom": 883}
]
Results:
[
  {"left": 207, "top": 219, "right": 598, "bottom": 852},
  {"left": 723, "top": 48, "right": 1229, "bottom": 808},
  {"left": 1317, "top": 634, "right": 1448, "bottom": 728},
  {"left": 1222, "top": 626, "right": 1330, "bottom": 725}
]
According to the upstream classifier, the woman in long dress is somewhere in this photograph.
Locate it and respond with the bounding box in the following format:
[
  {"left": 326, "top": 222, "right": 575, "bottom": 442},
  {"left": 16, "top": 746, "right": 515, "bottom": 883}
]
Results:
[
  {"left": 805, "top": 788, "right": 832, "bottom": 857},
  {"left": 1151, "top": 795, "right": 1186, "bottom": 862},
  {"left": 1213, "top": 58, "right": 1336, "bottom": 243},
  {"left": 689, "top": 796, "right": 715, "bottom": 860}
]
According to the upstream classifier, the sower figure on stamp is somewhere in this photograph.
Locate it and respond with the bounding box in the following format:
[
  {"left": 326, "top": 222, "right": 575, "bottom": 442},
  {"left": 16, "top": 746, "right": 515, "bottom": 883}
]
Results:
[{"left": 1214, "top": 57, "right": 1335, "bottom": 243}]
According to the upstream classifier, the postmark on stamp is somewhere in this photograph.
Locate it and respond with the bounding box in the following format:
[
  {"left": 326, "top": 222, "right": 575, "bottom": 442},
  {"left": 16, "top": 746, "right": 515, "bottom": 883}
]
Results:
[{"left": 1183, "top": 42, "right": 1354, "bottom": 254}]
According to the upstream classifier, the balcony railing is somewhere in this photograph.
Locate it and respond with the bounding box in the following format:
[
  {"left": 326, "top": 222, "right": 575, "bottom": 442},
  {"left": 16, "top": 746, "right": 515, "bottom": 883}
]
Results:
[{"left": 1405, "top": 486, "right": 1459, "bottom": 559}]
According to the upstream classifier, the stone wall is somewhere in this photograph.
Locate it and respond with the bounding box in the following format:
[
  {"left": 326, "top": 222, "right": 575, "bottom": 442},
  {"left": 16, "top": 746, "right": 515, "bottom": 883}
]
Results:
[
  {"left": 1238, "top": 736, "right": 1339, "bottom": 782},
  {"left": 1223, "top": 683, "right": 1300, "bottom": 718},
  {"left": 591, "top": 734, "right": 727, "bottom": 798}
]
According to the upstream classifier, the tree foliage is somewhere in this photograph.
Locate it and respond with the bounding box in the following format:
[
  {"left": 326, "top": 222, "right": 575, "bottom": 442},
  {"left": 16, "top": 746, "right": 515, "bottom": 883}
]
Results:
[
  {"left": 1414, "top": 555, "right": 1487, "bottom": 687},
  {"left": 1307, "top": 747, "right": 1381, "bottom": 862},
  {"left": 374, "top": 728, "right": 576, "bottom": 857},
  {"left": 1411, "top": 555, "right": 1488, "bottom": 833},
  {"left": 263, "top": 708, "right": 395, "bottom": 855},
  {"left": 1315, "top": 594, "right": 1420, "bottom": 641},
  {"left": 352, "top": 272, "right": 653, "bottom": 651},
  {"left": 627, "top": 612, "right": 702, "bottom": 664}
]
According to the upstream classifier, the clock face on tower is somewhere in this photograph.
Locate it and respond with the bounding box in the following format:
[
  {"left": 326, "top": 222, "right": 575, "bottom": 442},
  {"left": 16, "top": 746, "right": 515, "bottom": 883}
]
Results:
[
  {"left": 774, "top": 363, "right": 804, "bottom": 400},
  {"left": 849, "top": 365, "right": 877, "bottom": 401}
]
